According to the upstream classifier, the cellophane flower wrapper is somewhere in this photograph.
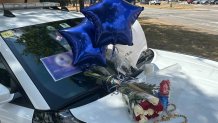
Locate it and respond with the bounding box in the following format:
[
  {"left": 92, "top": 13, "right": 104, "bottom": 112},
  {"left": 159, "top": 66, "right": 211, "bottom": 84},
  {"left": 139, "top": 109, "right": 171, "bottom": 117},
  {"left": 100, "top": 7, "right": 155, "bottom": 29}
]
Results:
[
  {"left": 119, "top": 63, "right": 188, "bottom": 123},
  {"left": 106, "top": 47, "right": 133, "bottom": 75},
  {"left": 119, "top": 82, "right": 163, "bottom": 123},
  {"left": 145, "top": 63, "right": 188, "bottom": 110}
]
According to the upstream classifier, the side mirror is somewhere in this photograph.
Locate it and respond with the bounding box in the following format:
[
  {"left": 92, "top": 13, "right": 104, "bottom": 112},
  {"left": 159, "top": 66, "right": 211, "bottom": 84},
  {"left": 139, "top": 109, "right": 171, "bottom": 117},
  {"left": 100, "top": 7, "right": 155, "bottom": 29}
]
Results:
[{"left": 0, "top": 83, "right": 14, "bottom": 104}]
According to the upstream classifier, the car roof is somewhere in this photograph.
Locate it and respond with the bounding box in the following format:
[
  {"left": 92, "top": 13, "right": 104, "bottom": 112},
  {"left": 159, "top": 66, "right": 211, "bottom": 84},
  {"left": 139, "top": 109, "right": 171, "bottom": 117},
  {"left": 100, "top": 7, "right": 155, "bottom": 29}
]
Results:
[{"left": 0, "top": 9, "right": 84, "bottom": 31}]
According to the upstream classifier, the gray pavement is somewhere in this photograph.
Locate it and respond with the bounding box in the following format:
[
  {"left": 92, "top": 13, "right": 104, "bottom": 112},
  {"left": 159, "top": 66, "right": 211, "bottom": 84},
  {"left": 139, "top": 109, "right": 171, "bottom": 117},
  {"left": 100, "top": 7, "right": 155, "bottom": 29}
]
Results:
[{"left": 139, "top": 7, "right": 218, "bottom": 34}]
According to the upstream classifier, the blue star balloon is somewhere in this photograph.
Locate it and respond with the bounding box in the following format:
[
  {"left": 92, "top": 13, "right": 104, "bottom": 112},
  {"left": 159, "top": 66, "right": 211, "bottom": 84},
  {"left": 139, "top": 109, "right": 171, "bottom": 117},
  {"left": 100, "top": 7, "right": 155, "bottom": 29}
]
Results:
[
  {"left": 81, "top": 0, "right": 144, "bottom": 48},
  {"left": 59, "top": 19, "right": 106, "bottom": 68}
]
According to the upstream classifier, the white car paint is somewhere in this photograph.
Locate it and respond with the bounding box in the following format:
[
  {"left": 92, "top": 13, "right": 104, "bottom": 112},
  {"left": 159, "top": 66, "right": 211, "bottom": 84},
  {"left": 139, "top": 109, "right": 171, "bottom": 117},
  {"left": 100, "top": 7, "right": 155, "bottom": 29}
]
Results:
[
  {"left": 70, "top": 49, "right": 218, "bottom": 123},
  {"left": 0, "top": 84, "right": 14, "bottom": 104},
  {"left": 150, "top": 49, "right": 218, "bottom": 123},
  {"left": 70, "top": 93, "right": 134, "bottom": 123},
  {"left": 0, "top": 9, "right": 84, "bottom": 31},
  {"left": 0, "top": 103, "right": 33, "bottom": 123}
]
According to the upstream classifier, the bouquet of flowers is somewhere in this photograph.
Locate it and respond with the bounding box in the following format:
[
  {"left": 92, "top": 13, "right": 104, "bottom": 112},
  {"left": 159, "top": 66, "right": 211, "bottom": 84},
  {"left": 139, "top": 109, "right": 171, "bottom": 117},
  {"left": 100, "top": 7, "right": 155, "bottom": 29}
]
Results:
[
  {"left": 119, "top": 80, "right": 170, "bottom": 123},
  {"left": 84, "top": 65, "right": 187, "bottom": 123}
]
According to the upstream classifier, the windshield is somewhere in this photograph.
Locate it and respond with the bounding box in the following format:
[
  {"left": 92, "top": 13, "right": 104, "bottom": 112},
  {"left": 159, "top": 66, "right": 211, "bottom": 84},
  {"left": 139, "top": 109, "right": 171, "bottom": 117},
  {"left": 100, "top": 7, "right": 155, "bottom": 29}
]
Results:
[{"left": 0, "top": 18, "right": 103, "bottom": 110}]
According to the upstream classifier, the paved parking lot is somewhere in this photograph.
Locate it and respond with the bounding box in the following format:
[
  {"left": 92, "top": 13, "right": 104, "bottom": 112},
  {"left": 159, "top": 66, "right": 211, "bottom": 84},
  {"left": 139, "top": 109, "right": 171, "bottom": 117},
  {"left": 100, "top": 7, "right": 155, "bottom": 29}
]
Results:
[{"left": 140, "top": 6, "right": 218, "bottom": 34}]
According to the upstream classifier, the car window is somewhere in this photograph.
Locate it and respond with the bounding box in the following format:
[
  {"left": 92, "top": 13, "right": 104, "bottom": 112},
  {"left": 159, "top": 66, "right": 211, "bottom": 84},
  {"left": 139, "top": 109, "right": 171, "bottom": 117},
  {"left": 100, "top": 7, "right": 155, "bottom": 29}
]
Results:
[
  {"left": 0, "top": 56, "right": 11, "bottom": 89},
  {"left": 0, "top": 18, "right": 104, "bottom": 110},
  {"left": 0, "top": 54, "right": 33, "bottom": 108}
]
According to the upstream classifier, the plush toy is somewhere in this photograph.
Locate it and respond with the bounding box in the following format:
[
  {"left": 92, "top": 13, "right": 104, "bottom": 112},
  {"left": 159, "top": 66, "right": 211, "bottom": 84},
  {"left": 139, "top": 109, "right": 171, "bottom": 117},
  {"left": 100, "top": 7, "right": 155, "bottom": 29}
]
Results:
[
  {"left": 158, "top": 80, "right": 170, "bottom": 110},
  {"left": 159, "top": 80, "right": 170, "bottom": 96}
]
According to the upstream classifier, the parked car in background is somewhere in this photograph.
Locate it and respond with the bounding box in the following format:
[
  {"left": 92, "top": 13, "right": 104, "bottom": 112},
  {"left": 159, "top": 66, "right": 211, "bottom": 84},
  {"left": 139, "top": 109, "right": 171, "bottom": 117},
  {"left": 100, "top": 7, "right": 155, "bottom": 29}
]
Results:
[
  {"left": 140, "top": 0, "right": 150, "bottom": 4},
  {"left": 210, "top": 0, "right": 218, "bottom": 4},
  {"left": 192, "top": 0, "right": 201, "bottom": 4},
  {"left": 200, "top": 0, "right": 209, "bottom": 4},
  {"left": 149, "top": 0, "right": 161, "bottom": 5}
]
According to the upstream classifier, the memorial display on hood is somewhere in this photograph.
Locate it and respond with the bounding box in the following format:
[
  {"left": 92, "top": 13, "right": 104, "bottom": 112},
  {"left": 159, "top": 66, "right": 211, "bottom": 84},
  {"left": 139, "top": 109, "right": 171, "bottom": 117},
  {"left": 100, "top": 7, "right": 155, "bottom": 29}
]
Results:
[{"left": 58, "top": 0, "right": 187, "bottom": 122}]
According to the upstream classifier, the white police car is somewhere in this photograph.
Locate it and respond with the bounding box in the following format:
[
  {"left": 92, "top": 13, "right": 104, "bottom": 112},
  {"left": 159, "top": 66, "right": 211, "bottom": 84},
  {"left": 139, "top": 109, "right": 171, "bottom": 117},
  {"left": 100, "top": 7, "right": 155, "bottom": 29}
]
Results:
[
  {"left": 0, "top": 2, "right": 148, "bottom": 123},
  {"left": 0, "top": 2, "right": 218, "bottom": 123}
]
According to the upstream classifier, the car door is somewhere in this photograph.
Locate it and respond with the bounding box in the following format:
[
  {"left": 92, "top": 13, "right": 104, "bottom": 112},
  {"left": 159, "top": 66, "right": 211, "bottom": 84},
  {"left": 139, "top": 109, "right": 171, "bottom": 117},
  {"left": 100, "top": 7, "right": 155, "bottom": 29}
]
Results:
[{"left": 0, "top": 54, "right": 34, "bottom": 123}]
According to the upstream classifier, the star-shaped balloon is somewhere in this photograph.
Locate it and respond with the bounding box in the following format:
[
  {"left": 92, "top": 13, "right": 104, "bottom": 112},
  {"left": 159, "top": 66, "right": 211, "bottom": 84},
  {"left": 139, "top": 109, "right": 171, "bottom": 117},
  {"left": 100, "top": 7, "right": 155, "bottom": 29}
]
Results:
[
  {"left": 81, "top": 0, "right": 144, "bottom": 48},
  {"left": 59, "top": 19, "right": 106, "bottom": 68}
]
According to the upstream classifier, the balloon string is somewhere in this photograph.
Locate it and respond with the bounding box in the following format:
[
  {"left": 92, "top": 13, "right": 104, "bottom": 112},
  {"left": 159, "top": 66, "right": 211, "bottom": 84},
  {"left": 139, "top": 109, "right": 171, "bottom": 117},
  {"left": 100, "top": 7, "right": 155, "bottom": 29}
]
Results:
[
  {"left": 110, "top": 45, "right": 119, "bottom": 59},
  {"left": 154, "top": 104, "right": 188, "bottom": 123}
]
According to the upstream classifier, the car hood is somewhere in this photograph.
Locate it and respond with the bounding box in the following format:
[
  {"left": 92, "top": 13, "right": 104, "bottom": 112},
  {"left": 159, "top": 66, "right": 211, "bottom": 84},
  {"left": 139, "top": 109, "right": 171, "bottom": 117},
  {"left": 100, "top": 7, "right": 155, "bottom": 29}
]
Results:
[
  {"left": 70, "top": 93, "right": 134, "bottom": 123},
  {"left": 71, "top": 49, "right": 218, "bottom": 123}
]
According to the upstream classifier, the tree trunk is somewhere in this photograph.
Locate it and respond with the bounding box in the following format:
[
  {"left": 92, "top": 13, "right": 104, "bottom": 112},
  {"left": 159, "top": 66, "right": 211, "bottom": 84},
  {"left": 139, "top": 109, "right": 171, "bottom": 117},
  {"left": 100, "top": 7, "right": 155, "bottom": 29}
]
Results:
[
  {"left": 79, "top": 0, "right": 84, "bottom": 11},
  {"left": 25, "top": 0, "right": 27, "bottom": 3}
]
